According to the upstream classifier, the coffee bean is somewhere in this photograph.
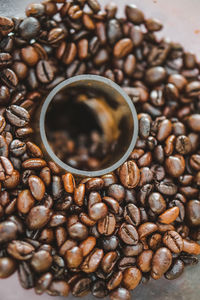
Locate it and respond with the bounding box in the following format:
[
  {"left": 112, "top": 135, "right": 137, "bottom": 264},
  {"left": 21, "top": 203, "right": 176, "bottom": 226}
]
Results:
[
  {"left": 123, "top": 243, "right": 143, "bottom": 257},
  {"left": 158, "top": 207, "right": 180, "bottom": 224},
  {"left": 98, "top": 213, "right": 116, "bottom": 236},
  {"left": 0, "top": 257, "right": 16, "bottom": 278},
  {"left": 137, "top": 250, "right": 153, "bottom": 273},
  {"left": 18, "top": 262, "right": 34, "bottom": 289},
  {"left": 0, "top": 221, "right": 18, "bottom": 244},
  {"left": 47, "top": 281, "right": 70, "bottom": 297},
  {"left": 118, "top": 223, "right": 138, "bottom": 245},
  {"left": 36, "top": 60, "right": 54, "bottom": 84},
  {"left": 22, "top": 158, "right": 47, "bottom": 169},
  {"left": 81, "top": 248, "right": 104, "bottom": 273},
  {"left": 122, "top": 267, "right": 142, "bottom": 290},
  {"left": 7, "top": 240, "right": 34, "bottom": 260},
  {"left": 86, "top": 178, "right": 104, "bottom": 191},
  {"left": 72, "top": 277, "right": 91, "bottom": 297},
  {"left": 148, "top": 233, "right": 162, "bottom": 250},
  {"left": 118, "top": 257, "right": 136, "bottom": 271},
  {"left": 148, "top": 193, "right": 166, "bottom": 214},
  {"left": 124, "top": 204, "right": 141, "bottom": 226},
  {"left": 92, "top": 280, "right": 108, "bottom": 298},
  {"left": 151, "top": 247, "right": 172, "bottom": 280},
  {"left": 182, "top": 239, "right": 200, "bottom": 255},
  {"left": 1, "top": 68, "right": 18, "bottom": 89},
  {"left": 163, "top": 231, "right": 183, "bottom": 253},
  {"left": 120, "top": 160, "right": 140, "bottom": 189},
  {"left": 0, "top": 17, "right": 14, "bottom": 35},
  {"left": 165, "top": 259, "right": 184, "bottom": 280},
  {"left": 6, "top": 105, "right": 30, "bottom": 127},
  {"left": 48, "top": 28, "right": 67, "bottom": 45},
  {"left": 19, "top": 17, "right": 40, "bottom": 40},
  {"left": 187, "top": 114, "right": 200, "bottom": 132},
  {"left": 186, "top": 200, "right": 200, "bottom": 226},
  {"left": 113, "top": 38, "right": 133, "bottom": 59},
  {"left": 125, "top": 4, "right": 144, "bottom": 24},
  {"left": 165, "top": 155, "right": 185, "bottom": 177},
  {"left": 107, "top": 184, "right": 125, "bottom": 202},
  {"left": 175, "top": 135, "right": 191, "bottom": 154},
  {"left": 28, "top": 175, "right": 45, "bottom": 201},
  {"left": 101, "top": 251, "right": 118, "bottom": 273},
  {"left": 156, "top": 179, "right": 178, "bottom": 195},
  {"left": 26, "top": 206, "right": 52, "bottom": 230},
  {"left": 17, "top": 190, "right": 35, "bottom": 214},
  {"left": 107, "top": 19, "right": 123, "bottom": 45},
  {"left": 145, "top": 67, "right": 167, "bottom": 86},
  {"left": 68, "top": 221, "right": 88, "bottom": 241},
  {"left": 35, "top": 272, "right": 53, "bottom": 295},
  {"left": 145, "top": 18, "right": 163, "bottom": 32}
]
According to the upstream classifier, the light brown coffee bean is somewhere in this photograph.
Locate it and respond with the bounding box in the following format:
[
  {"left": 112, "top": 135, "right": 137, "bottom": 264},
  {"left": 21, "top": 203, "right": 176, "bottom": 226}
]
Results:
[
  {"left": 163, "top": 231, "right": 183, "bottom": 253},
  {"left": 122, "top": 267, "right": 142, "bottom": 290},
  {"left": 28, "top": 175, "right": 45, "bottom": 201},
  {"left": 151, "top": 247, "right": 172, "bottom": 280},
  {"left": 17, "top": 189, "right": 35, "bottom": 214}
]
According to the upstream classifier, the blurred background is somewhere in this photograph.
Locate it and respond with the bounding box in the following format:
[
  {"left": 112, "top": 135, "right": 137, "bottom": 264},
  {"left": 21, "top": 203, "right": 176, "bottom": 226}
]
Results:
[{"left": 0, "top": 0, "right": 200, "bottom": 299}]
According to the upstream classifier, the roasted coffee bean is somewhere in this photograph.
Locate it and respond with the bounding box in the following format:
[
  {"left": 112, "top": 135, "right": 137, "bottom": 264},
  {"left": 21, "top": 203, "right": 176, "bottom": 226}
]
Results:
[
  {"left": 36, "top": 60, "right": 54, "bottom": 84},
  {"left": 0, "top": 257, "right": 16, "bottom": 278},
  {"left": 164, "top": 259, "right": 184, "bottom": 280},
  {"left": 19, "top": 17, "right": 40, "bottom": 40},
  {"left": 107, "top": 184, "right": 125, "bottom": 202},
  {"left": 118, "top": 257, "right": 136, "bottom": 271},
  {"left": 148, "top": 193, "right": 166, "bottom": 214},
  {"left": 186, "top": 200, "right": 200, "bottom": 226},
  {"left": 119, "top": 161, "right": 140, "bottom": 188},
  {"left": 98, "top": 213, "right": 116, "bottom": 236},
  {"left": 110, "top": 288, "right": 131, "bottom": 300},
  {"left": 81, "top": 248, "right": 104, "bottom": 273},
  {"left": 1, "top": 68, "right": 18, "bottom": 89},
  {"left": 165, "top": 155, "right": 185, "bottom": 177},
  {"left": 28, "top": 175, "right": 45, "bottom": 201},
  {"left": 158, "top": 207, "right": 180, "bottom": 224},
  {"left": 182, "top": 239, "right": 200, "bottom": 255},
  {"left": 65, "top": 246, "right": 83, "bottom": 268},
  {"left": 145, "top": 67, "right": 166, "bottom": 86},
  {"left": 17, "top": 190, "right": 35, "bottom": 214},
  {"left": 0, "top": 221, "right": 18, "bottom": 244},
  {"left": 18, "top": 262, "right": 34, "bottom": 289},
  {"left": 151, "top": 247, "right": 172, "bottom": 280},
  {"left": 7, "top": 240, "right": 34, "bottom": 260},
  {"left": 68, "top": 221, "right": 88, "bottom": 241},
  {"left": 101, "top": 251, "right": 118, "bottom": 273},
  {"left": 113, "top": 38, "right": 133, "bottom": 59},
  {"left": 72, "top": 277, "right": 91, "bottom": 297},
  {"left": 6, "top": 105, "right": 30, "bottom": 127},
  {"left": 47, "top": 281, "right": 70, "bottom": 297},
  {"left": 187, "top": 114, "right": 200, "bottom": 132},
  {"left": 163, "top": 231, "right": 183, "bottom": 253},
  {"left": 123, "top": 243, "right": 143, "bottom": 257},
  {"left": 145, "top": 18, "right": 163, "bottom": 31},
  {"left": 137, "top": 250, "right": 153, "bottom": 273},
  {"left": 118, "top": 223, "right": 138, "bottom": 245},
  {"left": 138, "top": 222, "right": 158, "bottom": 241},
  {"left": 0, "top": 17, "right": 14, "bottom": 35},
  {"left": 125, "top": 4, "right": 144, "bottom": 24},
  {"left": 148, "top": 233, "right": 162, "bottom": 250},
  {"left": 35, "top": 272, "right": 53, "bottom": 295},
  {"left": 26, "top": 206, "right": 52, "bottom": 230},
  {"left": 122, "top": 267, "right": 142, "bottom": 290},
  {"left": 124, "top": 203, "right": 141, "bottom": 226},
  {"left": 92, "top": 280, "right": 108, "bottom": 298}
]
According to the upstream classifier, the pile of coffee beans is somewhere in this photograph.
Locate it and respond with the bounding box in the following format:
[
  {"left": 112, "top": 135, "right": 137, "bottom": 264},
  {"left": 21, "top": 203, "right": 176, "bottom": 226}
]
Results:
[{"left": 0, "top": 0, "right": 200, "bottom": 299}]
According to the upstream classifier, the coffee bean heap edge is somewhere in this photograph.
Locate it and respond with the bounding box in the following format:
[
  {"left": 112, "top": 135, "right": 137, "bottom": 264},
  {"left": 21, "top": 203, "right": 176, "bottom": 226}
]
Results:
[{"left": 0, "top": 1, "right": 200, "bottom": 299}]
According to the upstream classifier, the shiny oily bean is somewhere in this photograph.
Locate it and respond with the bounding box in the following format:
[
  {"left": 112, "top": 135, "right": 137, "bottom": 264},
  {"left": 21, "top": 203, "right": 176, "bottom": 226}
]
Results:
[
  {"left": 113, "top": 38, "right": 133, "bottom": 59},
  {"left": 138, "top": 222, "right": 158, "bottom": 241},
  {"left": 148, "top": 233, "right": 162, "bottom": 250},
  {"left": 158, "top": 207, "right": 180, "bottom": 224},
  {"left": 31, "top": 250, "right": 52, "bottom": 273},
  {"left": 89, "top": 202, "right": 108, "bottom": 221},
  {"left": 28, "top": 175, "right": 45, "bottom": 201},
  {"left": 103, "top": 196, "right": 120, "bottom": 214},
  {"left": 125, "top": 4, "right": 144, "bottom": 24},
  {"left": 118, "top": 257, "right": 136, "bottom": 271},
  {"left": 6, "top": 105, "right": 30, "bottom": 127},
  {"left": 7, "top": 240, "right": 34, "bottom": 260},
  {"left": 26, "top": 141, "right": 43, "bottom": 158},
  {"left": 165, "top": 259, "right": 184, "bottom": 280},
  {"left": 163, "top": 231, "right": 183, "bottom": 253},
  {"left": 72, "top": 277, "right": 91, "bottom": 297},
  {"left": 22, "top": 158, "right": 47, "bottom": 169},
  {"left": 137, "top": 250, "right": 153, "bottom": 273},
  {"left": 47, "top": 281, "right": 70, "bottom": 297},
  {"left": 86, "top": 177, "right": 104, "bottom": 191},
  {"left": 101, "top": 251, "right": 118, "bottom": 273},
  {"left": 107, "top": 271, "right": 123, "bottom": 291},
  {"left": 186, "top": 200, "right": 200, "bottom": 226},
  {"left": 107, "top": 184, "right": 125, "bottom": 202},
  {"left": 65, "top": 246, "right": 83, "bottom": 268},
  {"left": 68, "top": 222, "right": 88, "bottom": 241},
  {"left": 4, "top": 169, "right": 20, "bottom": 189},
  {"left": 74, "top": 184, "right": 85, "bottom": 206},
  {"left": 40, "top": 167, "right": 51, "bottom": 186},
  {"left": 119, "top": 160, "right": 140, "bottom": 188},
  {"left": 91, "top": 280, "right": 108, "bottom": 298},
  {"left": 124, "top": 203, "right": 141, "bottom": 226},
  {"left": 151, "top": 247, "right": 172, "bottom": 280},
  {"left": 26, "top": 206, "right": 52, "bottom": 230},
  {"left": 148, "top": 192, "right": 166, "bottom": 214},
  {"left": 0, "top": 221, "right": 18, "bottom": 244},
  {"left": 35, "top": 272, "right": 53, "bottom": 295},
  {"left": 0, "top": 257, "right": 16, "bottom": 278},
  {"left": 98, "top": 213, "right": 116, "bottom": 236},
  {"left": 79, "top": 236, "right": 96, "bottom": 257},
  {"left": 17, "top": 189, "right": 35, "bottom": 214},
  {"left": 123, "top": 243, "right": 143, "bottom": 257},
  {"left": 110, "top": 288, "right": 131, "bottom": 300},
  {"left": 81, "top": 248, "right": 104, "bottom": 273},
  {"left": 165, "top": 155, "right": 185, "bottom": 178},
  {"left": 118, "top": 223, "right": 138, "bottom": 245},
  {"left": 187, "top": 114, "right": 200, "bottom": 132},
  {"left": 182, "top": 239, "right": 200, "bottom": 255},
  {"left": 122, "top": 267, "right": 142, "bottom": 290},
  {"left": 62, "top": 173, "right": 75, "bottom": 193}
]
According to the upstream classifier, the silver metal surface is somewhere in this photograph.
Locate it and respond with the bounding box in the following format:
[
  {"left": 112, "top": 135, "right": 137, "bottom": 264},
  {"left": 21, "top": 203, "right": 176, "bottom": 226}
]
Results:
[{"left": 0, "top": 0, "right": 200, "bottom": 300}]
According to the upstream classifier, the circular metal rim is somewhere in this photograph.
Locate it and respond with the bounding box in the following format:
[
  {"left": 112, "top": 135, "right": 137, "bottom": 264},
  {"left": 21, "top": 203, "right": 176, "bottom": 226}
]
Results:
[{"left": 40, "top": 74, "right": 138, "bottom": 177}]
